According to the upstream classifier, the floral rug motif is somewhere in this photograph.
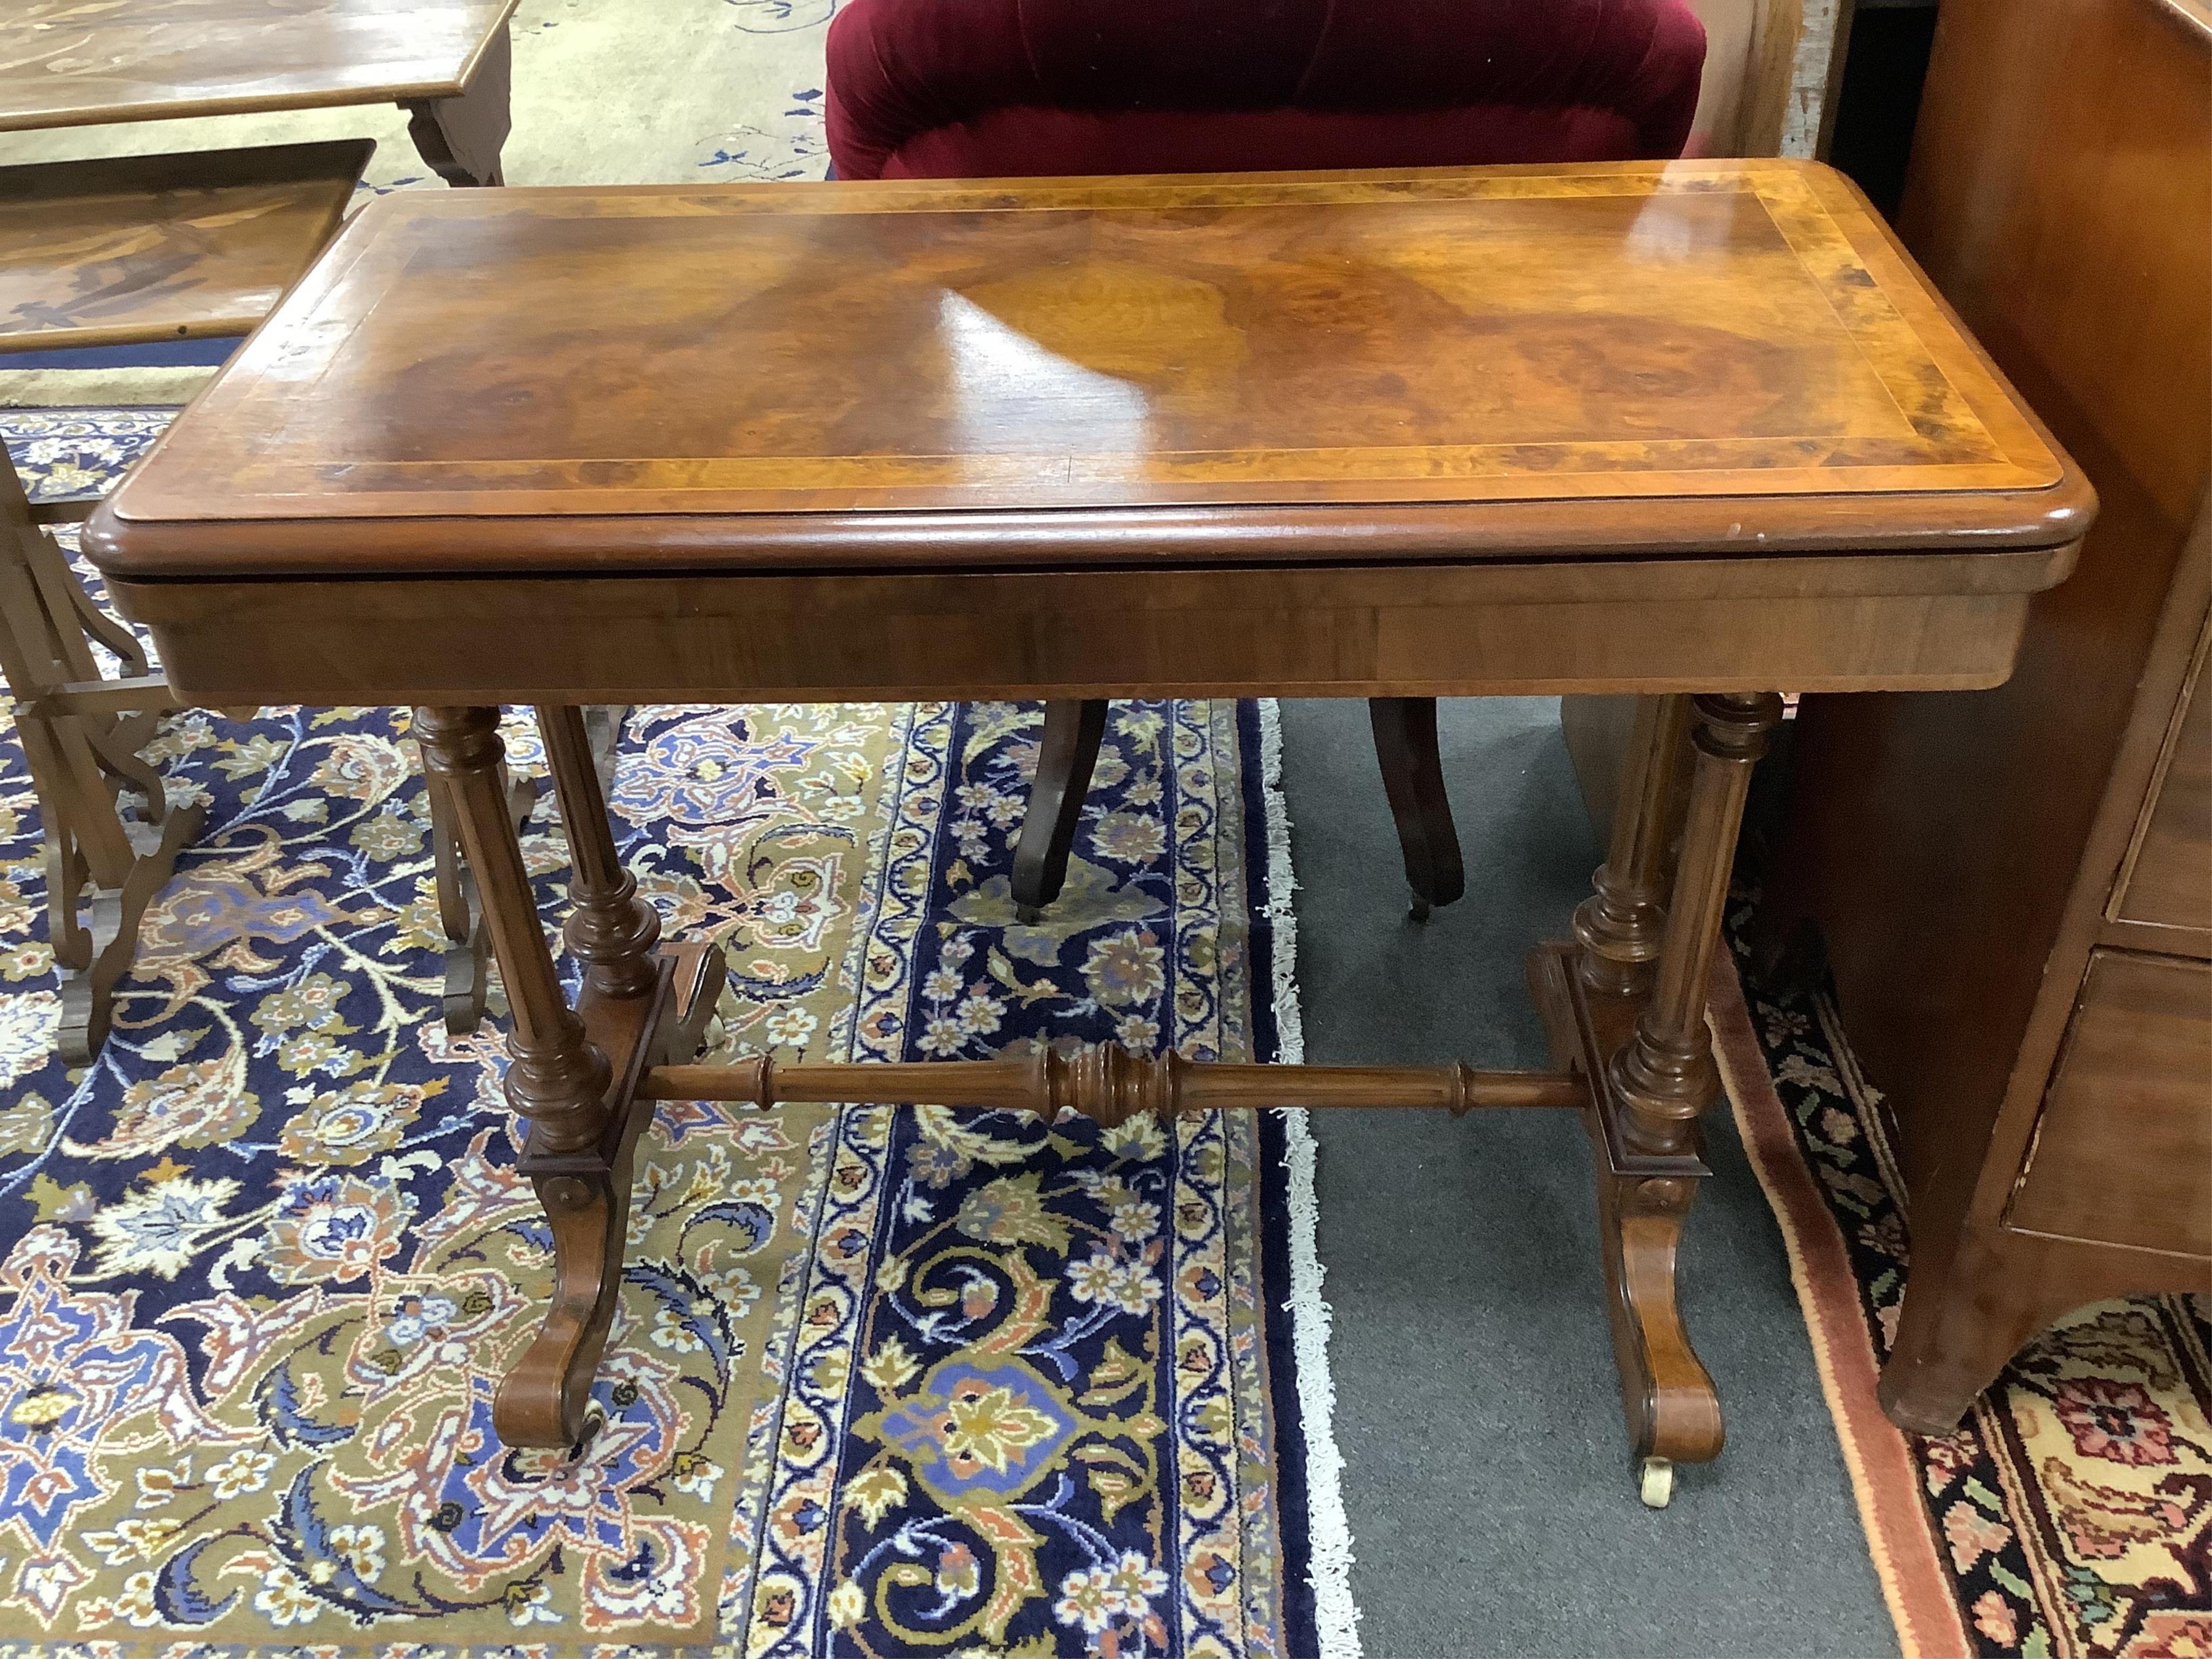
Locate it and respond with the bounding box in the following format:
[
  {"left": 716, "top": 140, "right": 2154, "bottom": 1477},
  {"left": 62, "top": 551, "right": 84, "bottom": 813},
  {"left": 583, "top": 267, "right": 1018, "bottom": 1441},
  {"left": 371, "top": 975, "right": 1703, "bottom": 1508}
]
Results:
[
  {"left": 0, "top": 409, "right": 1332, "bottom": 1656},
  {"left": 1724, "top": 919, "right": 2212, "bottom": 1659}
]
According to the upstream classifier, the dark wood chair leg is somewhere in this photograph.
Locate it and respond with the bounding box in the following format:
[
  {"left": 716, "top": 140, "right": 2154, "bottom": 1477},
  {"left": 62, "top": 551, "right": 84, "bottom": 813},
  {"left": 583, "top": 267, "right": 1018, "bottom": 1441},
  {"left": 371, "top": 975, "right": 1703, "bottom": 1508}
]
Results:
[
  {"left": 1367, "top": 695, "right": 1465, "bottom": 921},
  {"left": 1012, "top": 696, "right": 1469, "bottom": 928},
  {"left": 1011, "top": 698, "right": 1108, "bottom": 922}
]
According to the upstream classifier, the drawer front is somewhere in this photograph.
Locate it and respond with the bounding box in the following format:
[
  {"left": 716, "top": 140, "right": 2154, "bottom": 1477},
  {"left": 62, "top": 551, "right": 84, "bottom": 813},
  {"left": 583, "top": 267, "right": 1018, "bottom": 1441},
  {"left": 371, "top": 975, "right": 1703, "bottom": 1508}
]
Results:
[
  {"left": 2008, "top": 950, "right": 2212, "bottom": 1258},
  {"left": 2112, "top": 611, "right": 2211, "bottom": 938}
]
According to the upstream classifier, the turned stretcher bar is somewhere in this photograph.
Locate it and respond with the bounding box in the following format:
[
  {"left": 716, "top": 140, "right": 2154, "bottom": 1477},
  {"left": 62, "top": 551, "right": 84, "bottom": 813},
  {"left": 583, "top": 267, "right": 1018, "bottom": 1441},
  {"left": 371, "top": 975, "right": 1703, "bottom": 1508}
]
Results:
[{"left": 635, "top": 1049, "right": 1590, "bottom": 1120}]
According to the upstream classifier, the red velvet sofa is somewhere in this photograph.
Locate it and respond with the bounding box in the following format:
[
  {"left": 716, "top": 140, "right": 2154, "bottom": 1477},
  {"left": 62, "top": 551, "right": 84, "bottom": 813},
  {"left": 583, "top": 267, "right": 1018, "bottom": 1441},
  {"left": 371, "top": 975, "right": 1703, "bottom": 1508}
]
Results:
[{"left": 827, "top": 0, "right": 1707, "bottom": 182}]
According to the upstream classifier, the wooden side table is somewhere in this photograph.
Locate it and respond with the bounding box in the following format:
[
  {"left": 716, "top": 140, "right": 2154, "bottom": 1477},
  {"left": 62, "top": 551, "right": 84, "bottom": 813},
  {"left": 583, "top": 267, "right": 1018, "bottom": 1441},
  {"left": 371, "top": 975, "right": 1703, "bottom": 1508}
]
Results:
[
  {"left": 0, "top": 140, "right": 370, "bottom": 1058},
  {"left": 0, "top": 139, "right": 550, "bottom": 1056},
  {"left": 0, "top": 0, "right": 518, "bottom": 188},
  {"left": 85, "top": 161, "right": 2092, "bottom": 1503}
]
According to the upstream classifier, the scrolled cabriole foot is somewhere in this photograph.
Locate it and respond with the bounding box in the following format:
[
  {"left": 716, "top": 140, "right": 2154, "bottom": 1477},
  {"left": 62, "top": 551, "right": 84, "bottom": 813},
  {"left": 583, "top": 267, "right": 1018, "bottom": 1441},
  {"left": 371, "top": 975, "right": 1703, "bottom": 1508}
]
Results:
[
  {"left": 1529, "top": 938, "right": 1725, "bottom": 1488},
  {"left": 1597, "top": 1170, "right": 1724, "bottom": 1481},
  {"left": 494, "top": 1165, "right": 628, "bottom": 1449}
]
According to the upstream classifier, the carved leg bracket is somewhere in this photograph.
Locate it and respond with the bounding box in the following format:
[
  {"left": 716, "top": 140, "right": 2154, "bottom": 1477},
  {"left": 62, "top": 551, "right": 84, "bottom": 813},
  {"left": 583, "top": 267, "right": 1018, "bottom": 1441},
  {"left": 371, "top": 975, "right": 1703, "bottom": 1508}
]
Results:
[
  {"left": 1532, "top": 690, "right": 1781, "bottom": 1505},
  {"left": 495, "top": 941, "right": 724, "bottom": 1448},
  {"left": 1529, "top": 942, "right": 1722, "bottom": 1506}
]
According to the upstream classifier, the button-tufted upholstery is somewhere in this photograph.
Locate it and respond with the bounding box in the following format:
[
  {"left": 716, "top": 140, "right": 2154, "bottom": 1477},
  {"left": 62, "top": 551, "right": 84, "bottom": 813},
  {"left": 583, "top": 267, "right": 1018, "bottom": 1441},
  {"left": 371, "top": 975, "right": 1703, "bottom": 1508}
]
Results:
[{"left": 826, "top": 0, "right": 1707, "bottom": 181}]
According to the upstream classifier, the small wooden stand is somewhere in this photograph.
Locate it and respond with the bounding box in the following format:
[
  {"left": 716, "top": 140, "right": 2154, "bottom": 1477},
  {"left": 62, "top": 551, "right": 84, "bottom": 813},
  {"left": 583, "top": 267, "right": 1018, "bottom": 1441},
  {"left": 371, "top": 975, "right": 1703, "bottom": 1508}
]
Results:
[
  {"left": 1, "top": 465, "right": 200, "bottom": 1060},
  {"left": 0, "top": 135, "right": 542, "bottom": 1051}
]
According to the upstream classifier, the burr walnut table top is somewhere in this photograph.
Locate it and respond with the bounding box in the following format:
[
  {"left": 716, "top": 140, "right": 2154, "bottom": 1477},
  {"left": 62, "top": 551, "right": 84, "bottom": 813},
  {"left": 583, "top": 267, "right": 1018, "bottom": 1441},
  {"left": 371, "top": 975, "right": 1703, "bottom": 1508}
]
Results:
[
  {"left": 0, "top": 0, "right": 517, "bottom": 132},
  {"left": 91, "top": 161, "right": 2088, "bottom": 578}
]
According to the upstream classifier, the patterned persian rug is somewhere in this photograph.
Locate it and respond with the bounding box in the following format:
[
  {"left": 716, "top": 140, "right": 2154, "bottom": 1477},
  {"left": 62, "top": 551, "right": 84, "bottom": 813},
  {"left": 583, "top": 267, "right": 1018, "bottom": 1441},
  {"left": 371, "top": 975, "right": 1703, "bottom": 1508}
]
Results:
[
  {"left": 0, "top": 409, "right": 1353, "bottom": 1655},
  {"left": 1717, "top": 926, "right": 2212, "bottom": 1659}
]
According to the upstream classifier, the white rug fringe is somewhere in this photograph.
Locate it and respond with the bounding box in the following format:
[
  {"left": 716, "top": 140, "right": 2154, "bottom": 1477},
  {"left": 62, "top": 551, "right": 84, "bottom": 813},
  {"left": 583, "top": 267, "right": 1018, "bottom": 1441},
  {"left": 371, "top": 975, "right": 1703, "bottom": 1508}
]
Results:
[{"left": 1256, "top": 698, "right": 1364, "bottom": 1658}]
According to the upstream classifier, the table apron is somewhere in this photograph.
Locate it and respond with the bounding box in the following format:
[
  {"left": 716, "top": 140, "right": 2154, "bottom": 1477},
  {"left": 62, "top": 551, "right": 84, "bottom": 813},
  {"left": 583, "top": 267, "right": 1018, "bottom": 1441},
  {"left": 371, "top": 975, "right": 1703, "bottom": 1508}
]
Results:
[{"left": 110, "top": 548, "right": 2073, "bottom": 706}]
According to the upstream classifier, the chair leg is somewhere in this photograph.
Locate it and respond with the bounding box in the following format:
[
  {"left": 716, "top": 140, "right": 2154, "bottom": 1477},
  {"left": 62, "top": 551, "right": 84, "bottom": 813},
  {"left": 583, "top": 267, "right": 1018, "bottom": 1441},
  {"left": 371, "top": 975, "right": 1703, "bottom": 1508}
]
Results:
[
  {"left": 1368, "top": 696, "right": 1465, "bottom": 922},
  {"left": 1011, "top": 699, "right": 1109, "bottom": 922}
]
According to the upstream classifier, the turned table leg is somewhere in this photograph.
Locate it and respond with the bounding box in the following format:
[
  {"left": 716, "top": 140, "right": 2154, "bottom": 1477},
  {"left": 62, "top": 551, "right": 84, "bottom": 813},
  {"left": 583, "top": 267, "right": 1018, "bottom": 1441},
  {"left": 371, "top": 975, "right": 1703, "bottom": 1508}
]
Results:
[
  {"left": 540, "top": 704, "right": 659, "bottom": 998},
  {"left": 417, "top": 705, "right": 723, "bottom": 1448},
  {"left": 416, "top": 707, "right": 612, "bottom": 1151},
  {"left": 426, "top": 761, "right": 538, "bottom": 1035},
  {"left": 1529, "top": 690, "right": 1781, "bottom": 1506},
  {"left": 415, "top": 706, "right": 624, "bottom": 1447},
  {"left": 1574, "top": 694, "right": 1693, "bottom": 996}
]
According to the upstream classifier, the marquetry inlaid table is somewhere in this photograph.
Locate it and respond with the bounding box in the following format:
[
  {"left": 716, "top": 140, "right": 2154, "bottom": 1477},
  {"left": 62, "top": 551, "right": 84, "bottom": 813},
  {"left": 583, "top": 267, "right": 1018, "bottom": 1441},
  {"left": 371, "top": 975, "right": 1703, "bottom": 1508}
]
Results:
[
  {"left": 84, "top": 161, "right": 2092, "bottom": 1507},
  {"left": 0, "top": 0, "right": 517, "bottom": 188}
]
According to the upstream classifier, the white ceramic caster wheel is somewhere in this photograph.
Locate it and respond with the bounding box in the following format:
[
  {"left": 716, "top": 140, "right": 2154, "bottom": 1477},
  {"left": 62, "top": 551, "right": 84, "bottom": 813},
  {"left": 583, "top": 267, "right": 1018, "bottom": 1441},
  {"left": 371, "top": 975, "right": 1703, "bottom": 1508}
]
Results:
[{"left": 1639, "top": 1456, "right": 1674, "bottom": 1509}]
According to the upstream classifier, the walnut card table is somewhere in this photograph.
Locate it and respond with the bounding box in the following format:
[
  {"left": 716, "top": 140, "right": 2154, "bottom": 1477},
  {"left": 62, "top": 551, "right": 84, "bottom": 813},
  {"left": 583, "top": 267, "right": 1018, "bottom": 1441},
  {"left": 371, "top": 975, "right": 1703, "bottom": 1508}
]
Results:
[{"left": 83, "top": 161, "right": 2091, "bottom": 1506}]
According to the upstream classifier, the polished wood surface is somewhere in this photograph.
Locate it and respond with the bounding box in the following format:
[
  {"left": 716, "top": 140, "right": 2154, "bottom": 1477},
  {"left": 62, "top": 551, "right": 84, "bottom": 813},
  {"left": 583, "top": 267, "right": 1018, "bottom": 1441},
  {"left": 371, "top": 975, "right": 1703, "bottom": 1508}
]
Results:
[
  {"left": 1758, "top": 0, "right": 2211, "bottom": 1434},
  {"left": 96, "top": 162, "right": 2084, "bottom": 573},
  {"left": 0, "top": 0, "right": 517, "bottom": 131},
  {"left": 0, "top": 141, "right": 370, "bottom": 353},
  {"left": 76, "top": 164, "right": 2093, "bottom": 1473},
  {"left": 2006, "top": 951, "right": 2212, "bottom": 1258}
]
